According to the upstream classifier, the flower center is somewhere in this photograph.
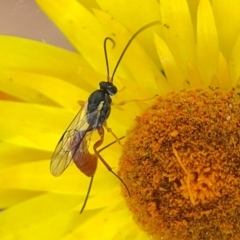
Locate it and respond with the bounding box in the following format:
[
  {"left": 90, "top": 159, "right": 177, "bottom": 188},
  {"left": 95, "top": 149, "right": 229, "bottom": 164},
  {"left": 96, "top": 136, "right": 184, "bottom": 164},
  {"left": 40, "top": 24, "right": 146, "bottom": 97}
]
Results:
[{"left": 119, "top": 88, "right": 240, "bottom": 240}]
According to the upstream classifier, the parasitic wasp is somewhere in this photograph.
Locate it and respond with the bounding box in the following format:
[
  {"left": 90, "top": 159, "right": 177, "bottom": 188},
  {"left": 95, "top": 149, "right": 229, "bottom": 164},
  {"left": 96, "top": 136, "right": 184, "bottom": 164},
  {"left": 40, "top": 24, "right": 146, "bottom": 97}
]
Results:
[{"left": 51, "top": 21, "right": 160, "bottom": 213}]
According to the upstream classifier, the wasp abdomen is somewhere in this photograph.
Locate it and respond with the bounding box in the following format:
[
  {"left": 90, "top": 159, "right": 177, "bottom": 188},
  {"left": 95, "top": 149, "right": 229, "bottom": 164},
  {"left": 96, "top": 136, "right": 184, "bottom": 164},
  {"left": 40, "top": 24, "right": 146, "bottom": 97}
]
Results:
[{"left": 74, "top": 152, "right": 98, "bottom": 177}]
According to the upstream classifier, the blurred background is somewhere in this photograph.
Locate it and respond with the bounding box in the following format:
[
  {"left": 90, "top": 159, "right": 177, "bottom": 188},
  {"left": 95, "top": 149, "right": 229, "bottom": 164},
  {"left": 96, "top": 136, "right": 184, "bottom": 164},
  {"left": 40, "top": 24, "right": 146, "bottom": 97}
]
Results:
[{"left": 0, "top": 0, "right": 74, "bottom": 51}]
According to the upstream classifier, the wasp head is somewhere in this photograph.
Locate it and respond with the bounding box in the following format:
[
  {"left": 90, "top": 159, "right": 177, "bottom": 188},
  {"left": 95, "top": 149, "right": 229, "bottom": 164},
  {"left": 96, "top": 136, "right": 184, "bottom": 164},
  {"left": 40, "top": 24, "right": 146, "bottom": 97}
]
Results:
[{"left": 99, "top": 81, "right": 118, "bottom": 96}]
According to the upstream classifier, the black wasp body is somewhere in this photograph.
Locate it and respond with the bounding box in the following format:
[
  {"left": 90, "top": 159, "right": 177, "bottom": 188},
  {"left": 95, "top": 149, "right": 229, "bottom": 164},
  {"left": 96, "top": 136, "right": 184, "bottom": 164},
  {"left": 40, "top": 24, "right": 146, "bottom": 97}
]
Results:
[
  {"left": 50, "top": 21, "right": 160, "bottom": 213},
  {"left": 50, "top": 80, "right": 118, "bottom": 178},
  {"left": 86, "top": 81, "right": 117, "bottom": 130}
]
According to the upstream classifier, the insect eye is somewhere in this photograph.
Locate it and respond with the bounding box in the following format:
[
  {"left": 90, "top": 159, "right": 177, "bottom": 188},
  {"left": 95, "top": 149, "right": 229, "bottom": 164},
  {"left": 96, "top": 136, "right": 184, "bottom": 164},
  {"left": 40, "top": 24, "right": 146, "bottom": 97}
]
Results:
[
  {"left": 100, "top": 81, "right": 118, "bottom": 95},
  {"left": 108, "top": 85, "right": 118, "bottom": 95}
]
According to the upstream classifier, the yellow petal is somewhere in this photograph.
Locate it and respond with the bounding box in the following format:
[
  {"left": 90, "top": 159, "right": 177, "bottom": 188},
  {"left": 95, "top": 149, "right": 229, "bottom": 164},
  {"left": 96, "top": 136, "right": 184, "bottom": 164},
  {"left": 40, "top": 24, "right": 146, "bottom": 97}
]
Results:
[
  {"left": 96, "top": 0, "right": 162, "bottom": 64},
  {"left": 0, "top": 143, "right": 49, "bottom": 168},
  {"left": 0, "top": 36, "right": 107, "bottom": 96},
  {"left": 0, "top": 189, "right": 43, "bottom": 208},
  {"left": 212, "top": 0, "right": 240, "bottom": 60},
  {"left": 1, "top": 70, "right": 89, "bottom": 109},
  {"left": 0, "top": 71, "right": 59, "bottom": 107},
  {"left": 96, "top": 0, "right": 160, "bottom": 30},
  {"left": 0, "top": 36, "right": 86, "bottom": 79},
  {"left": 186, "top": 0, "right": 200, "bottom": 28},
  {"left": 154, "top": 34, "right": 185, "bottom": 90},
  {"left": 160, "top": 0, "right": 196, "bottom": 77},
  {"left": 196, "top": 0, "right": 219, "bottom": 86},
  {"left": 210, "top": 74, "right": 220, "bottom": 88},
  {"left": 0, "top": 193, "right": 82, "bottom": 240},
  {"left": 68, "top": 202, "right": 132, "bottom": 240},
  {"left": 0, "top": 101, "right": 74, "bottom": 150},
  {"left": 187, "top": 61, "right": 204, "bottom": 88},
  {"left": 215, "top": 52, "right": 231, "bottom": 89},
  {"left": 229, "top": 34, "right": 240, "bottom": 87},
  {"left": 36, "top": 0, "right": 106, "bottom": 73}
]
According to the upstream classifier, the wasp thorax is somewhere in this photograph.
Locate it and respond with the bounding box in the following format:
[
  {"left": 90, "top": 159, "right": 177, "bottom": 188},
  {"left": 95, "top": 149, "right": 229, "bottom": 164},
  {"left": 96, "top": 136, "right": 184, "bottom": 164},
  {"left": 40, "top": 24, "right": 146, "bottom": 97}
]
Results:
[
  {"left": 119, "top": 88, "right": 240, "bottom": 240},
  {"left": 99, "top": 81, "right": 118, "bottom": 96}
]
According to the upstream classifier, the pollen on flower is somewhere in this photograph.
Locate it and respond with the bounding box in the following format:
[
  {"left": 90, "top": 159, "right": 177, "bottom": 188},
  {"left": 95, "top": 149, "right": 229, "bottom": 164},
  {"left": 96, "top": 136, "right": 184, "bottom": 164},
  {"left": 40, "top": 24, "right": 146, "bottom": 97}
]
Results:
[{"left": 119, "top": 88, "right": 240, "bottom": 240}]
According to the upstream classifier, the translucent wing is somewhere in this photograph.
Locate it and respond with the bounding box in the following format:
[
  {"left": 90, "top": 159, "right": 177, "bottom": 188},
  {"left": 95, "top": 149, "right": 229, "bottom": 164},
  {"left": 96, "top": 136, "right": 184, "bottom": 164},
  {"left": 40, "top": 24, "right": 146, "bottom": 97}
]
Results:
[{"left": 50, "top": 101, "right": 101, "bottom": 176}]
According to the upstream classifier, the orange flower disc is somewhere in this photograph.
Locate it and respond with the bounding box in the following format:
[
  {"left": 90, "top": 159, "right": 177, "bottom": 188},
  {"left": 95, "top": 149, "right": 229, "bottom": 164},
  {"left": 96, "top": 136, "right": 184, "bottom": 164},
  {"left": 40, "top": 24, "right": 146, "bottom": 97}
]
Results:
[{"left": 119, "top": 88, "right": 240, "bottom": 240}]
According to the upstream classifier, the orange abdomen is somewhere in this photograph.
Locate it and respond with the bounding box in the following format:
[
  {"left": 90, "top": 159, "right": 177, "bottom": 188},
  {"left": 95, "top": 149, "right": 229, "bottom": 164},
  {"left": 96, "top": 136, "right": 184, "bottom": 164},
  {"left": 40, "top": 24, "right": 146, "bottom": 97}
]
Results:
[{"left": 74, "top": 152, "right": 98, "bottom": 177}]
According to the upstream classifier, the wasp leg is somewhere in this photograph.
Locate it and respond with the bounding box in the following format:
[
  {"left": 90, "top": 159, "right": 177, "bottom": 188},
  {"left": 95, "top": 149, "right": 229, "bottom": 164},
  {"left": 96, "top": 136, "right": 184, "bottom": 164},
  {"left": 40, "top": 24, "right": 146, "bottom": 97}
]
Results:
[
  {"left": 116, "top": 94, "right": 158, "bottom": 106},
  {"left": 80, "top": 176, "right": 94, "bottom": 214},
  {"left": 94, "top": 126, "right": 131, "bottom": 197},
  {"left": 103, "top": 122, "right": 123, "bottom": 146}
]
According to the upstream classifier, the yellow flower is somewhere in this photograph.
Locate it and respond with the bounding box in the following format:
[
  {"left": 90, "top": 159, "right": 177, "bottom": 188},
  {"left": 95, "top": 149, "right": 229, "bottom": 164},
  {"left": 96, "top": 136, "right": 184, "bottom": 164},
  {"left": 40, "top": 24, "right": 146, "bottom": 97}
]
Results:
[
  {"left": 0, "top": 0, "right": 240, "bottom": 240},
  {"left": 118, "top": 0, "right": 240, "bottom": 239}
]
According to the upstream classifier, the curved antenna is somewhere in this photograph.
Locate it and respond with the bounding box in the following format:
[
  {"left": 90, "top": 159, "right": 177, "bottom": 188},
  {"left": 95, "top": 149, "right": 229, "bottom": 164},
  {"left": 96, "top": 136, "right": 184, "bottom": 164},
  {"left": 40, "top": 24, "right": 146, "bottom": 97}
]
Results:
[
  {"left": 111, "top": 20, "right": 161, "bottom": 81},
  {"left": 104, "top": 37, "right": 115, "bottom": 82}
]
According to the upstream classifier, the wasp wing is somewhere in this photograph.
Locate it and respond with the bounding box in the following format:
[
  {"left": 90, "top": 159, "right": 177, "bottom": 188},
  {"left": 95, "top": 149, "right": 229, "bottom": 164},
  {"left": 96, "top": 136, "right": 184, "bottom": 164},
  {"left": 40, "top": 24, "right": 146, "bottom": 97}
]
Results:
[{"left": 50, "top": 101, "right": 101, "bottom": 176}]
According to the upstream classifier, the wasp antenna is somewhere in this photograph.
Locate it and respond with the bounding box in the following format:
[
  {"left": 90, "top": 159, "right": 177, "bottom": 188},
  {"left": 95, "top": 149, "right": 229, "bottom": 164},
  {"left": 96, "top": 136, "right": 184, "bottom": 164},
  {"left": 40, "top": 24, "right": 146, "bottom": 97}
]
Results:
[
  {"left": 111, "top": 20, "right": 161, "bottom": 81},
  {"left": 104, "top": 37, "right": 116, "bottom": 83},
  {"left": 80, "top": 176, "right": 94, "bottom": 214}
]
